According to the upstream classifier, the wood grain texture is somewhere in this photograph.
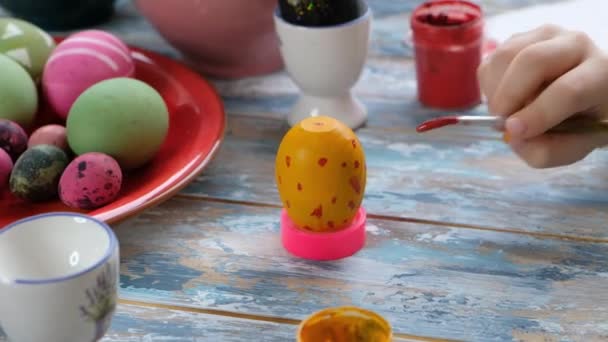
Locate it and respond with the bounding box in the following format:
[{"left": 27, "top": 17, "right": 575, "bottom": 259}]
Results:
[
  {"left": 0, "top": 301, "right": 424, "bottom": 342},
  {"left": 182, "top": 115, "right": 608, "bottom": 241},
  {"left": 3, "top": 1, "right": 602, "bottom": 341},
  {"left": 113, "top": 197, "right": 608, "bottom": 342},
  {"left": 0, "top": 303, "right": 295, "bottom": 342}
]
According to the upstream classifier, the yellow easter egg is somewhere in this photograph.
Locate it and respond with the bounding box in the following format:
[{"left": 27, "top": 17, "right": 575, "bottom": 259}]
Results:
[{"left": 275, "top": 116, "right": 366, "bottom": 232}]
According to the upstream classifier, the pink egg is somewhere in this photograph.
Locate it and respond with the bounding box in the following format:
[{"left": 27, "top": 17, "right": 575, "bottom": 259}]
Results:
[
  {"left": 42, "top": 30, "right": 135, "bottom": 119},
  {"left": 28, "top": 124, "right": 68, "bottom": 151},
  {"left": 59, "top": 152, "right": 122, "bottom": 210},
  {"left": 0, "top": 148, "right": 12, "bottom": 189},
  {"left": 0, "top": 119, "right": 28, "bottom": 161}
]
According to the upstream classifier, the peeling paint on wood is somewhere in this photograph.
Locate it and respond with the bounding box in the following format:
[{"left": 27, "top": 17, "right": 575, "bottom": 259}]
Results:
[
  {"left": 1, "top": 303, "right": 296, "bottom": 342},
  {"left": 113, "top": 199, "right": 608, "bottom": 341},
  {"left": 2, "top": 0, "right": 602, "bottom": 341},
  {"left": 184, "top": 115, "right": 608, "bottom": 240}
]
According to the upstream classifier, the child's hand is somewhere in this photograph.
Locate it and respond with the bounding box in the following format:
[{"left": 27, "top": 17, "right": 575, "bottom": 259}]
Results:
[{"left": 477, "top": 24, "right": 608, "bottom": 168}]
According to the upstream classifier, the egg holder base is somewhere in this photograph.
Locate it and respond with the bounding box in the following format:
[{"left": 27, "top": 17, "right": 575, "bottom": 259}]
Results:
[{"left": 280, "top": 207, "right": 366, "bottom": 261}]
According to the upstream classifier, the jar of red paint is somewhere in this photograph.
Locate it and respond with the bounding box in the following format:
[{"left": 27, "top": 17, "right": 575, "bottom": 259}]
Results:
[{"left": 410, "top": 0, "right": 484, "bottom": 109}]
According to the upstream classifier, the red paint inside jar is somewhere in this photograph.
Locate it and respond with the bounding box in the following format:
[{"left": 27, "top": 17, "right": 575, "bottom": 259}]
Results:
[
  {"left": 410, "top": 0, "right": 484, "bottom": 109},
  {"left": 416, "top": 10, "right": 478, "bottom": 26}
]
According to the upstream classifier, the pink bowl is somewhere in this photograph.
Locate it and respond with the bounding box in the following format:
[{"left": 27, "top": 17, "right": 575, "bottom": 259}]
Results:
[{"left": 134, "top": 0, "right": 283, "bottom": 79}]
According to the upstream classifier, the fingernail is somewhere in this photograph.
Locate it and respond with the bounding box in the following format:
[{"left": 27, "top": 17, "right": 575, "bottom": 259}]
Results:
[{"left": 505, "top": 117, "right": 526, "bottom": 136}]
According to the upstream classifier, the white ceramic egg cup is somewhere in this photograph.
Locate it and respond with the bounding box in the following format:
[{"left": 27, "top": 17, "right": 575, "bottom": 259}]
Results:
[
  {"left": 274, "top": 1, "right": 372, "bottom": 130},
  {"left": 0, "top": 213, "right": 120, "bottom": 342}
]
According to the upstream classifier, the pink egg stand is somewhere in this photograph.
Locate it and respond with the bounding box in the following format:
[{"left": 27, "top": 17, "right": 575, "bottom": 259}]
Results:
[{"left": 280, "top": 207, "right": 367, "bottom": 261}]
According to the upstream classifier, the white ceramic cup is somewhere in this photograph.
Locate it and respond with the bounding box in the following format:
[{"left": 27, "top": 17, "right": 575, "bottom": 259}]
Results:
[
  {"left": 274, "top": 0, "right": 372, "bottom": 130},
  {"left": 0, "top": 213, "right": 120, "bottom": 342}
]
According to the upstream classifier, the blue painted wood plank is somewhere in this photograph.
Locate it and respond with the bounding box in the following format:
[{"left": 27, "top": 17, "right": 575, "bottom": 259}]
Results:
[
  {"left": 0, "top": 303, "right": 295, "bottom": 342},
  {"left": 182, "top": 115, "right": 608, "bottom": 240},
  {"left": 0, "top": 301, "right": 425, "bottom": 341},
  {"left": 113, "top": 198, "right": 608, "bottom": 341}
]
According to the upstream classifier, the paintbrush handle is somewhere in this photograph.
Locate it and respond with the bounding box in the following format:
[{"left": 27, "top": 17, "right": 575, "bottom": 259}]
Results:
[
  {"left": 460, "top": 115, "right": 608, "bottom": 133},
  {"left": 548, "top": 117, "right": 608, "bottom": 134},
  {"left": 417, "top": 115, "right": 608, "bottom": 134}
]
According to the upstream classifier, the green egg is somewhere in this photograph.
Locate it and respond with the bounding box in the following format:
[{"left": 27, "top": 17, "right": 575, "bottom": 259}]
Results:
[
  {"left": 9, "top": 144, "right": 69, "bottom": 202},
  {"left": 0, "top": 53, "right": 38, "bottom": 127},
  {"left": 66, "top": 77, "right": 169, "bottom": 170},
  {"left": 0, "top": 18, "right": 55, "bottom": 81}
]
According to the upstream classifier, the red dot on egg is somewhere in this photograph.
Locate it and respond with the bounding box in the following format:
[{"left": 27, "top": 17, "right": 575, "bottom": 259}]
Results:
[
  {"left": 349, "top": 176, "right": 361, "bottom": 194},
  {"left": 352, "top": 140, "right": 357, "bottom": 148},
  {"left": 318, "top": 158, "right": 328, "bottom": 167},
  {"left": 354, "top": 160, "right": 360, "bottom": 168},
  {"left": 285, "top": 156, "right": 291, "bottom": 167},
  {"left": 331, "top": 196, "right": 337, "bottom": 204},
  {"left": 348, "top": 200, "right": 355, "bottom": 210},
  {"left": 328, "top": 221, "right": 335, "bottom": 229},
  {"left": 278, "top": 175, "right": 282, "bottom": 184},
  {"left": 310, "top": 205, "right": 323, "bottom": 218},
  {"left": 341, "top": 162, "right": 347, "bottom": 168},
  {"left": 297, "top": 183, "right": 302, "bottom": 191},
  {"left": 286, "top": 200, "right": 291, "bottom": 208}
]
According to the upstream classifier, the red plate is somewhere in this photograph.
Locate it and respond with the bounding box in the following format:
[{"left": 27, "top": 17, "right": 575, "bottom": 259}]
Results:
[{"left": 0, "top": 42, "right": 226, "bottom": 227}]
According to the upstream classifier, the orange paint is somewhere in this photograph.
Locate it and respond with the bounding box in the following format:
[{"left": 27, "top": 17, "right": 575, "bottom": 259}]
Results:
[{"left": 297, "top": 306, "right": 391, "bottom": 342}]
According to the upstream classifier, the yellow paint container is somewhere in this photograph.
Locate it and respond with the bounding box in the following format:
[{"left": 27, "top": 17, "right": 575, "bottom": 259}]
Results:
[{"left": 297, "top": 306, "right": 392, "bottom": 342}]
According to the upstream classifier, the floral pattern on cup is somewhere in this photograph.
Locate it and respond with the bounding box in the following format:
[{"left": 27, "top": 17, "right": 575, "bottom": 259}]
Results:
[{"left": 80, "top": 263, "right": 117, "bottom": 342}]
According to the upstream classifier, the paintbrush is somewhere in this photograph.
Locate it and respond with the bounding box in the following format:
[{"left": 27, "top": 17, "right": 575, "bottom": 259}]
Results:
[{"left": 416, "top": 115, "right": 608, "bottom": 134}]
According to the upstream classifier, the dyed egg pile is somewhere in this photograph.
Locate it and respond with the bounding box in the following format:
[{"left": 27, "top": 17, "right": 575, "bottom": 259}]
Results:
[
  {"left": 275, "top": 116, "right": 367, "bottom": 232},
  {"left": 0, "top": 18, "right": 170, "bottom": 210}
]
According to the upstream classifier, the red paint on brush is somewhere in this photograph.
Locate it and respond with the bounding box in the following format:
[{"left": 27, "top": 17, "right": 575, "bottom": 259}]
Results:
[{"left": 416, "top": 116, "right": 459, "bottom": 132}]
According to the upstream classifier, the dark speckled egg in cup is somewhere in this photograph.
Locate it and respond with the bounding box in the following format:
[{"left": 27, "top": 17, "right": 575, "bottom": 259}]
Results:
[
  {"left": 274, "top": 0, "right": 371, "bottom": 130},
  {"left": 297, "top": 306, "right": 392, "bottom": 342},
  {"left": 275, "top": 115, "right": 367, "bottom": 261}
]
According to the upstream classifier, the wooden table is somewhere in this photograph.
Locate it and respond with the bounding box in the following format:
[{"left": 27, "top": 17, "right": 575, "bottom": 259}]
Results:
[{"left": 2, "top": 1, "right": 608, "bottom": 341}]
